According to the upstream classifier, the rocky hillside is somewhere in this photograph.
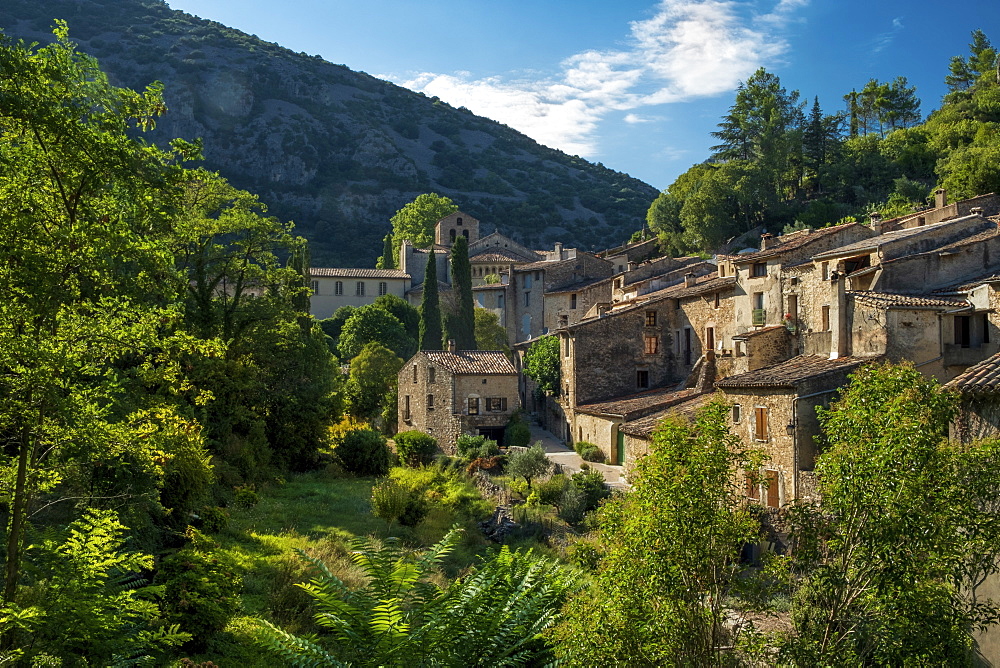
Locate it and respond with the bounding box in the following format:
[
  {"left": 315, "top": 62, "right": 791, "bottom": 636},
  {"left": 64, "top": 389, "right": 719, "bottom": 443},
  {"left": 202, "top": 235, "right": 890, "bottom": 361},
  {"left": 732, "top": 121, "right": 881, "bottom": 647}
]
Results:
[{"left": 1, "top": 0, "right": 658, "bottom": 266}]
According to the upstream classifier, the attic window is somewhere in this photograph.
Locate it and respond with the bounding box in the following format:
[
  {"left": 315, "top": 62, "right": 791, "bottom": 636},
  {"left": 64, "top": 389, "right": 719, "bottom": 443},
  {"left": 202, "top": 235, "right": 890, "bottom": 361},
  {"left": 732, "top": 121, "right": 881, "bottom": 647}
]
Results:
[
  {"left": 457, "top": 217, "right": 463, "bottom": 226},
  {"left": 752, "top": 262, "right": 767, "bottom": 277}
]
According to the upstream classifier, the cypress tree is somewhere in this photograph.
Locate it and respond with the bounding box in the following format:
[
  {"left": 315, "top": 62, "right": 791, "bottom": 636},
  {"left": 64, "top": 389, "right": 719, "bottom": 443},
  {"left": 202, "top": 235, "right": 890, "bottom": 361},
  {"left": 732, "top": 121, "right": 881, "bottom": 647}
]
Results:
[
  {"left": 449, "top": 235, "right": 476, "bottom": 350},
  {"left": 376, "top": 232, "right": 395, "bottom": 269},
  {"left": 418, "top": 250, "right": 442, "bottom": 351}
]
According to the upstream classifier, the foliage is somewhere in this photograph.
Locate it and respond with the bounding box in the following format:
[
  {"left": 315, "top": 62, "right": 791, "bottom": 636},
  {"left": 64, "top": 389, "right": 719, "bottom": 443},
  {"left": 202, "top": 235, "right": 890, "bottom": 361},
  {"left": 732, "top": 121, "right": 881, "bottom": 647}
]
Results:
[
  {"left": 389, "top": 464, "right": 493, "bottom": 523},
  {"left": 781, "top": 363, "right": 1000, "bottom": 664},
  {"left": 456, "top": 434, "right": 500, "bottom": 461},
  {"left": 551, "top": 400, "right": 769, "bottom": 666},
  {"left": 474, "top": 307, "right": 510, "bottom": 353},
  {"left": 338, "top": 303, "right": 415, "bottom": 361},
  {"left": 344, "top": 342, "right": 404, "bottom": 425},
  {"left": 418, "top": 250, "right": 443, "bottom": 351},
  {"left": 255, "top": 528, "right": 579, "bottom": 666},
  {"left": 504, "top": 418, "right": 531, "bottom": 449},
  {"left": 570, "top": 469, "right": 611, "bottom": 512},
  {"left": 506, "top": 443, "right": 551, "bottom": 490},
  {"left": 373, "top": 294, "right": 420, "bottom": 343},
  {"left": 523, "top": 336, "right": 561, "bottom": 397},
  {"left": 388, "top": 193, "right": 458, "bottom": 257},
  {"left": 573, "top": 441, "right": 606, "bottom": 463},
  {"left": 156, "top": 527, "right": 242, "bottom": 646},
  {"left": 21, "top": 510, "right": 189, "bottom": 663},
  {"left": 333, "top": 428, "right": 390, "bottom": 477},
  {"left": 393, "top": 430, "right": 439, "bottom": 467},
  {"left": 446, "top": 234, "right": 476, "bottom": 350},
  {"left": 370, "top": 478, "right": 412, "bottom": 532}
]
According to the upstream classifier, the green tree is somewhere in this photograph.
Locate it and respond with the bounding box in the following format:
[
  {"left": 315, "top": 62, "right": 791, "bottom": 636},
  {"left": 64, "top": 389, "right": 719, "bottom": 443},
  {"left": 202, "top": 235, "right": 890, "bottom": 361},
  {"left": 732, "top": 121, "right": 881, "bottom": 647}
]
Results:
[
  {"left": 474, "top": 307, "right": 509, "bottom": 353},
  {"left": 344, "top": 342, "right": 404, "bottom": 425},
  {"left": 374, "top": 293, "right": 420, "bottom": 343},
  {"left": 376, "top": 232, "right": 396, "bottom": 269},
  {"left": 446, "top": 234, "right": 476, "bottom": 350},
  {"left": 338, "top": 303, "right": 415, "bottom": 361},
  {"left": 393, "top": 430, "right": 438, "bottom": 467},
  {"left": 945, "top": 30, "right": 997, "bottom": 99},
  {"left": 783, "top": 363, "right": 1000, "bottom": 665},
  {"left": 506, "top": 442, "right": 550, "bottom": 490},
  {"left": 334, "top": 428, "right": 390, "bottom": 477},
  {"left": 388, "top": 193, "right": 458, "bottom": 258},
  {"left": 552, "top": 400, "right": 768, "bottom": 666},
  {"left": 418, "top": 251, "right": 443, "bottom": 351},
  {"left": 523, "top": 336, "right": 561, "bottom": 397}
]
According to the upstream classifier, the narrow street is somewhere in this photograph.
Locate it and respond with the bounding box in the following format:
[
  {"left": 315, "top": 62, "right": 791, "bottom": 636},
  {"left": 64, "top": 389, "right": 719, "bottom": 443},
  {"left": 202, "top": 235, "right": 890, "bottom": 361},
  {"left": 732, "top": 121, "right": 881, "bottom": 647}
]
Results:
[{"left": 527, "top": 422, "right": 628, "bottom": 489}]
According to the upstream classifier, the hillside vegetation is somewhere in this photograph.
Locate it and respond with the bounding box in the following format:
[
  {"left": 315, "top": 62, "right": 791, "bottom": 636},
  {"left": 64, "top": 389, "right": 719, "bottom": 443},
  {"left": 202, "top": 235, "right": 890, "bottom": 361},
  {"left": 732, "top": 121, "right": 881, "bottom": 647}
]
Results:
[{"left": 0, "top": 0, "right": 657, "bottom": 266}]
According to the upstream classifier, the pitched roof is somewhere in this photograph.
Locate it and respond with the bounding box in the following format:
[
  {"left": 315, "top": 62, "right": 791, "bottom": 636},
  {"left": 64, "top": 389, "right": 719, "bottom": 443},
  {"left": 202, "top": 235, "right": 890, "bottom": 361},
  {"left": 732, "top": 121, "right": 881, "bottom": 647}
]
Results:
[
  {"left": 311, "top": 268, "right": 410, "bottom": 279},
  {"left": 715, "top": 355, "right": 868, "bottom": 389},
  {"left": 545, "top": 275, "right": 612, "bottom": 294},
  {"left": 849, "top": 291, "right": 968, "bottom": 310},
  {"left": 469, "top": 250, "right": 528, "bottom": 263},
  {"left": 932, "top": 272, "right": 1000, "bottom": 294},
  {"left": 575, "top": 387, "right": 700, "bottom": 419},
  {"left": 733, "top": 223, "right": 863, "bottom": 263},
  {"left": 943, "top": 351, "right": 1000, "bottom": 394},
  {"left": 811, "top": 215, "right": 988, "bottom": 261},
  {"left": 421, "top": 350, "right": 517, "bottom": 375},
  {"left": 619, "top": 394, "right": 713, "bottom": 437}
]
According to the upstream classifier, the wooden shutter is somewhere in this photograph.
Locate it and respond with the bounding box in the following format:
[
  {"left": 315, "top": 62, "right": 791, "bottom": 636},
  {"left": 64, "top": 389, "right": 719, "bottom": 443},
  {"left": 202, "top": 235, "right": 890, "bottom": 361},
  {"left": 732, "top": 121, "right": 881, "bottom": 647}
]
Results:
[
  {"left": 755, "top": 407, "right": 768, "bottom": 440},
  {"left": 766, "top": 470, "right": 779, "bottom": 508}
]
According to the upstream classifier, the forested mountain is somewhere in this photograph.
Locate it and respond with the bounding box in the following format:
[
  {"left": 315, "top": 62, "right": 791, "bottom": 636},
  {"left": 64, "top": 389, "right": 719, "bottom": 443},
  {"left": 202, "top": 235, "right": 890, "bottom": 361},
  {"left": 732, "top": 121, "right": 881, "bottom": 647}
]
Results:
[
  {"left": 0, "top": 0, "right": 657, "bottom": 266},
  {"left": 648, "top": 31, "right": 1000, "bottom": 255}
]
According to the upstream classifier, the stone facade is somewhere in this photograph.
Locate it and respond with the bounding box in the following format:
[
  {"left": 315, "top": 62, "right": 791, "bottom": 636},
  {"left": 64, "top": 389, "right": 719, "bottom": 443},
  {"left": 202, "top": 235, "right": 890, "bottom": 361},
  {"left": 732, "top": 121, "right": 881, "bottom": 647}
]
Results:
[
  {"left": 434, "top": 211, "right": 480, "bottom": 246},
  {"left": 398, "top": 349, "right": 519, "bottom": 453}
]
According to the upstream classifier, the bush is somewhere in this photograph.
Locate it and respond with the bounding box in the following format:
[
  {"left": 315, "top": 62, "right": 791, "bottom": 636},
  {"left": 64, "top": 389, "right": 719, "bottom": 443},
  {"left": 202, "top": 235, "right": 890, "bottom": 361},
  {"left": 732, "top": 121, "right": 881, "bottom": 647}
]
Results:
[
  {"left": 456, "top": 434, "right": 499, "bottom": 460},
  {"left": 199, "top": 505, "right": 229, "bottom": 533},
  {"left": 233, "top": 485, "right": 259, "bottom": 508},
  {"left": 394, "top": 430, "right": 438, "bottom": 467},
  {"left": 574, "top": 441, "right": 606, "bottom": 463},
  {"left": 504, "top": 421, "right": 531, "bottom": 449},
  {"left": 507, "top": 442, "right": 551, "bottom": 489},
  {"left": 467, "top": 455, "right": 504, "bottom": 475},
  {"left": 334, "top": 428, "right": 389, "bottom": 476},
  {"left": 571, "top": 470, "right": 611, "bottom": 512}
]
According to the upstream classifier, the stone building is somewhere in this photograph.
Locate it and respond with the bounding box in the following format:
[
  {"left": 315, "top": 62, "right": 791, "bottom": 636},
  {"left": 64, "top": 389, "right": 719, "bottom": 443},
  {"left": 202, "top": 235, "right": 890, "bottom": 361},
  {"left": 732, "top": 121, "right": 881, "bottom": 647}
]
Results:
[
  {"left": 309, "top": 268, "right": 411, "bottom": 319},
  {"left": 944, "top": 351, "right": 1000, "bottom": 444},
  {"left": 434, "top": 211, "right": 480, "bottom": 246},
  {"left": 398, "top": 347, "right": 519, "bottom": 452},
  {"left": 716, "top": 355, "right": 868, "bottom": 505}
]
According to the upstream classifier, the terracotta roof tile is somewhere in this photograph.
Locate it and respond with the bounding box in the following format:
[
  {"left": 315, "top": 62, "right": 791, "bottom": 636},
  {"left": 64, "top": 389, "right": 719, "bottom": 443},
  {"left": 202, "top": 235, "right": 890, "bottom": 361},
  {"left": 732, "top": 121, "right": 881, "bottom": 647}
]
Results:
[
  {"left": 469, "top": 249, "right": 534, "bottom": 263},
  {"left": 422, "top": 350, "right": 517, "bottom": 375},
  {"left": 944, "top": 352, "right": 1000, "bottom": 394},
  {"left": 311, "top": 268, "right": 410, "bottom": 279},
  {"left": 618, "top": 394, "right": 713, "bottom": 437},
  {"left": 576, "top": 387, "right": 700, "bottom": 419},
  {"left": 716, "top": 355, "right": 868, "bottom": 389},
  {"left": 733, "top": 223, "right": 863, "bottom": 263},
  {"left": 849, "top": 291, "right": 968, "bottom": 310}
]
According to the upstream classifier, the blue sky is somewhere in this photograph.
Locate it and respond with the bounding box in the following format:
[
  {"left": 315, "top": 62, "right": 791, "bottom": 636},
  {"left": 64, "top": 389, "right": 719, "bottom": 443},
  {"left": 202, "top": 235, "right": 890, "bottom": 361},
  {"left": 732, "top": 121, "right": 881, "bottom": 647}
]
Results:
[{"left": 167, "top": 0, "right": 1000, "bottom": 191}]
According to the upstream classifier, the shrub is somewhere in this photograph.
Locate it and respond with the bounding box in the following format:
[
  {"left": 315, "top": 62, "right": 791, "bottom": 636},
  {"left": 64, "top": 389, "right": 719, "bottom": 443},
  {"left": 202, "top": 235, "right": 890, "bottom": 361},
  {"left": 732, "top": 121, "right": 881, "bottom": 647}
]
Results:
[
  {"left": 394, "top": 430, "right": 438, "bottom": 467},
  {"left": 334, "top": 428, "right": 389, "bottom": 476},
  {"left": 507, "top": 442, "right": 551, "bottom": 490},
  {"left": 571, "top": 470, "right": 611, "bottom": 512},
  {"left": 504, "top": 421, "right": 531, "bottom": 449},
  {"left": 371, "top": 478, "right": 410, "bottom": 530},
  {"left": 199, "top": 506, "right": 229, "bottom": 533},
  {"left": 457, "top": 434, "right": 501, "bottom": 461},
  {"left": 233, "top": 485, "right": 259, "bottom": 508},
  {"left": 574, "top": 441, "right": 606, "bottom": 463},
  {"left": 467, "top": 455, "right": 504, "bottom": 475}
]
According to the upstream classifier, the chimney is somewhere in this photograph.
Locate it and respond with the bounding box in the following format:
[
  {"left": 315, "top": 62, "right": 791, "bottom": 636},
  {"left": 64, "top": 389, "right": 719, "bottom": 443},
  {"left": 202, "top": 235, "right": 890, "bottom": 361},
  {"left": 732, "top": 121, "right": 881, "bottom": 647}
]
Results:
[
  {"left": 684, "top": 272, "right": 697, "bottom": 288},
  {"left": 760, "top": 232, "right": 777, "bottom": 250},
  {"left": 554, "top": 242, "right": 563, "bottom": 259},
  {"left": 935, "top": 188, "right": 947, "bottom": 209},
  {"left": 869, "top": 212, "right": 883, "bottom": 234},
  {"left": 971, "top": 206, "right": 984, "bottom": 216},
  {"left": 627, "top": 261, "right": 638, "bottom": 272},
  {"left": 447, "top": 339, "right": 456, "bottom": 353}
]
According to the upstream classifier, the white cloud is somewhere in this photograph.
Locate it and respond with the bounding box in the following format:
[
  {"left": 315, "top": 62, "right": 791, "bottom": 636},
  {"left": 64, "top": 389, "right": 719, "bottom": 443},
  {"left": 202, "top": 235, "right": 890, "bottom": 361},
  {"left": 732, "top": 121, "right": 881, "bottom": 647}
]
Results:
[
  {"left": 394, "top": 0, "right": 809, "bottom": 158},
  {"left": 869, "top": 17, "right": 904, "bottom": 56},
  {"left": 624, "top": 113, "right": 652, "bottom": 124}
]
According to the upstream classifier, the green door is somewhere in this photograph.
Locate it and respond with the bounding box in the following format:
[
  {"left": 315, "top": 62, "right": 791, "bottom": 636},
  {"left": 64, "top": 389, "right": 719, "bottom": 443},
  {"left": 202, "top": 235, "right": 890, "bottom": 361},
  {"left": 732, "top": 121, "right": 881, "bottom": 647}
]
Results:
[{"left": 615, "top": 429, "right": 625, "bottom": 466}]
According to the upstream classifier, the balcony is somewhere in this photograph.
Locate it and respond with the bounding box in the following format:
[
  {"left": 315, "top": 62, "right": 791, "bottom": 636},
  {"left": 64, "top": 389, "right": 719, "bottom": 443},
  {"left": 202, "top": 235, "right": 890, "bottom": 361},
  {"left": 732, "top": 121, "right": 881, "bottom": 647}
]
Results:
[{"left": 751, "top": 309, "right": 766, "bottom": 327}]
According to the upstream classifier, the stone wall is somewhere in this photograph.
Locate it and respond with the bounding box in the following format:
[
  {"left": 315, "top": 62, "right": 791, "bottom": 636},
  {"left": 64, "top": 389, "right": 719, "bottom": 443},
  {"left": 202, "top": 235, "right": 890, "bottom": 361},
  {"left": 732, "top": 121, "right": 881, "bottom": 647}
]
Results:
[
  {"left": 574, "top": 411, "right": 620, "bottom": 460},
  {"left": 435, "top": 211, "right": 480, "bottom": 246}
]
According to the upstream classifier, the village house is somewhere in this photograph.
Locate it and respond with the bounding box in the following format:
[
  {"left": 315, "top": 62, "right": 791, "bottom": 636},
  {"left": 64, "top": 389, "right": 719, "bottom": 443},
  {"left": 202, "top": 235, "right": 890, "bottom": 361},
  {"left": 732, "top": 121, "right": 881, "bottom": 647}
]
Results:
[
  {"left": 944, "top": 350, "right": 1000, "bottom": 444},
  {"left": 309, "top": 268, "right": 411, "bottom": 319},
  {"left": 398, "top": 346, "right": 519, "bottom": 452}
]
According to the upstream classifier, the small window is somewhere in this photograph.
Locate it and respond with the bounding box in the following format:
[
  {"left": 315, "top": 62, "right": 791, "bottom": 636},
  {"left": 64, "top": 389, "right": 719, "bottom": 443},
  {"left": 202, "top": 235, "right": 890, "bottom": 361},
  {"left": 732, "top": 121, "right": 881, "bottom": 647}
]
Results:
[
  {"left": 524, "top": 292, "right": 530, "bottom": 307},
  {"left": 403, "top": 395, "right": 411, "bottom": 421},
  {"left": 379, "top": 281, "right": 388, "bottom": 296},
  {"left": 468, "top": 397, "right": 480, "bottom": 415},
  {"left": 457, "top": 217, "right": 463, "bottom": 226},
  {"left": 487, "top": 397, "right": 507, "bottom": 412},
  {"left": 733, "top": 404, "right": 741, "bottom": 423},
  {"left": 335, "top": 281, "right": 343, "bottom": 296},
  {"left": 356, "top": 281, "right": 365, "bottom": 296},
  {"left": 311, "top": 280, "right": 320, "bottom": 294},
  {"left": 644, "top": 335, "right": 658, "bottom": 355},
  {"left": 752, "top": 262, "right": 767, "bottom": 277},
  {"left": 645, "top": 310, "right": 657, "bottom": 326},
  {"left": 450, "top": 229, "right": 456, "bottom": 242},
  {"left": 636, "top": 370, "right": 649, "bottom": 389},
  {"left": 463, "top": 229, "right": 469, "bottom": 239},
  {"left": 714, "top": 292, "right": 720, "bottom": 309},
  {"left": 570, "top": 293, "right": 577, "bottom": 309},
  {"left": 427, "top": 394, "right": 434, "bottom": 410},
  {"left": 754, "top": 407, "right": 768, "bottom": 441},
  {"left": 719, "top": 264, "right": 726, "bottom": 277},
  {"left": 428, "top": 367, "right": 436, "bottom": 384},
  {"left": 821, "top": 305, "right": 831, "bottom": 332},
  {"left": 535, "top": 271, "right": 541, "bottom": 281},
  {"left": 524, "top": 274, "right": 532, "bottom": 290},
  {"left": 412, "top": 365, "right": 417, "bottom": 383},
  {"left": 822, "top": 262, "right": 830, "bottom": 281}
]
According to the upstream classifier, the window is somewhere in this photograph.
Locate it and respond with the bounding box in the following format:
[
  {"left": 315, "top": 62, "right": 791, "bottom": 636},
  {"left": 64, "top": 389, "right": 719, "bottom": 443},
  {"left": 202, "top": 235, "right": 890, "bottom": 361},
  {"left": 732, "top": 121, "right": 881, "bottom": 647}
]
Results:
[
  {"left": 335, "top": 281, "right": 343, "bottom": 296},
  {"left": 644, "top": 335, "right": 658, "bottom": 355},
  {"left": 752, "top": 292, "right": 766, "bottom": 326},
  {"left": 463, "top": 229, "right": 469, "bottom": 239},
  {"left": 765, "top": 470, "right": 780, "bottom": 508},
  {"left": 412, "top": 365, "right": 417, "bottom": 382},
  {"left": 564, "top": 336, "right": 570, "bottom": 357},
  {"left": 356, "top": 281, "right": 365, "bottom": 296},
  {"left": 449, "top": 229, "right": 456, "bottom": 242},
  {"left": 570, "top": 293, "right": 577, "bottom": 309},
  {"left": 714, "top": 292, "right": 720, "bottom": 309},
  {"left": 984, "top": 313, "right": 991, "bottom": 344},
  {"left": 732, "top": 404, "right": 742, "bottom": 423},
  {"left": 487, "top": 397, "right": 507, "bottom": 412},
  {"left": 645, "top": 310, "right": 657, "bottom": 326},
  {"left": 523, "top": 274, "right": 532, "bottom": 290},
  {"left": 524, "top": 292, "right": 530, "bottom": 307},
  {"left": 311, "top": 280, "right": 319, "bottom": 294},
  {"left": 955, "top": 315, "right": 971, "bottom": 348},
  {"left": 427, "top": 394, "right": 434, "bottom": 410},
  {"left": 379, "top": 281, "right": 388, "bottom": 296},
  {"left": 468, "top": 397, "right": 480, "bottom": 415},
  {"left": 428, "top": 367, "right": 436, "bottom": 383},
  {"left": 457, "top": 217, "right": 463, "bottom": 226},
  {"left": 821, "top": 262, "right": 830, "bottom": 281},
  {"left": 535, "top": 271, "right": 541, "bottom": 281},
  {"left": 403, "top": 395, "right": 411, "bottom": 421},
  {"left": 706, "top": 327, "right": 715, "bottom": 351},
  {"left": 719, "top": 264, "right": 726, "bottom": 277},
  {"left": 752, "top": 262, "right": 767, "bottom": 277},
  {"left": 746, "top": 472, "right": 759, "bottom": 500},
  {"left": 754, "top": 407, "right": 768, "bottom": 441},
  {"left": 821, "top": 305, "right": 830, "bottom": 332},
  {"left": 496, "top": 293, "right": 504, "bottom": 310},
  {"left": 636, "top": 369, "right": 649, "bottom": 388}
]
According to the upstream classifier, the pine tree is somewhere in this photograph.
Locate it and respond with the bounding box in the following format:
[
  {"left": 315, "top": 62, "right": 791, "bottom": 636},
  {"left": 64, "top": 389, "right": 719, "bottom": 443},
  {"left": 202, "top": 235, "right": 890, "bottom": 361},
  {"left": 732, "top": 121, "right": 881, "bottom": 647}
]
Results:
[
  {"left": 448, "top": 235, "right": 476, "bottom": 350},
  {"left": 418, "top": 251, "right": 442, "bottom": 351}
]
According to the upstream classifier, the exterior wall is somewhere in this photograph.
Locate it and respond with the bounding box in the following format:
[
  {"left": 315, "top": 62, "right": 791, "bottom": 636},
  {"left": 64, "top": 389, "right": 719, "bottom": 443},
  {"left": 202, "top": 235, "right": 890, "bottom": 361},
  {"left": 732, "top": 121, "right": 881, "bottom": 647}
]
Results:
[
  {"left": 511, "top": 268, "right": 546, "bottom": 342},
  {"left": 721, "top": 388, "right": 796, "bottom": 506},
  {"left": 734, "top": 258, "right": 783, "bottom": 334},
  {"left": 310, "top": 276, "right": 409, "bottom": 319},
  {"left": 787, "top": 264, "right": 835, "bottom": 357},
  {"left": 573, "top": 412, "right": 620, "bottom": 461},
  {"left": 399, "top": 243, "right": 450, "bottom": 287},
  {"left": 622, "top": 432, "right": 652, "bottom": 478},
  {"left": 673, "top": 285, "right": 736, "bottom": 375},
  {"left": 954, "top": 396, "right": 1000, "bottom": 445},
  {"left": 544, "top": 279, "right": 613, "bottom": 333},
  {"left": 434, "top": 211, "right": 480, "bottom": 247},
  {"left": 875, "top": 231, "right": 1000, "bottom": 293}
]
